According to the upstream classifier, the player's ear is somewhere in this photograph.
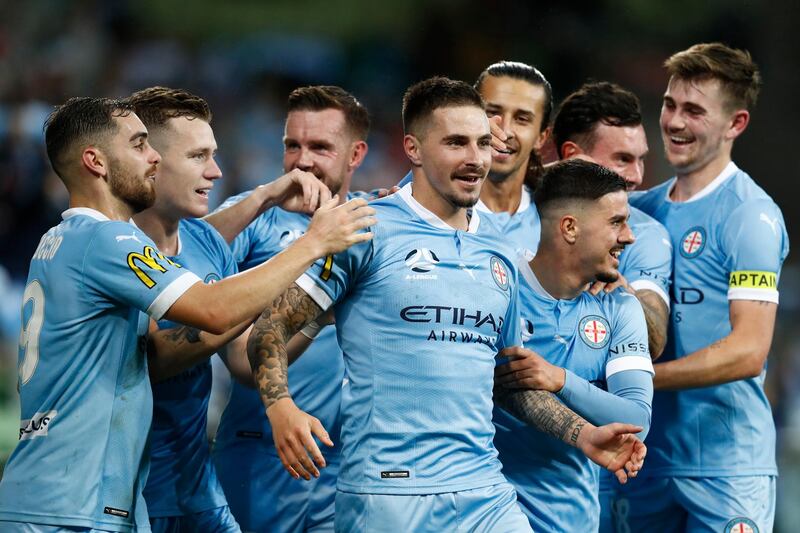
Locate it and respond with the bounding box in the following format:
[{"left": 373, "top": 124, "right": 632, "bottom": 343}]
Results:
[
  {"left": 348, "top": 140, "right": 368, "bottom": 171},
  {"left": 403, "top": 134, "right": 423, "bottom": 167},
  {"left": 560, "top": 214, "right": 578, "bottom": 245},
  {"left": 81, "top": 146, "right": 108, "bottom": 178},
  {"left": 726, "top": 109, "right": 750, "bottom": 141},
  {"left": 535, "top": 125, "right": 552, "bottom": 151},
  {"left": 559, "top": 141, "right": 583, "bottom": 160}
]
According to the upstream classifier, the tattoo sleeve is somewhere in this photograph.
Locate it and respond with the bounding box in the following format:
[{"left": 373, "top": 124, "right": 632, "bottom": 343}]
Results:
[
  {"left": 494, "top": 387, "right": 587, "bottom": 447},
  {"left": 635, "top": 289, "right": 669, "bottom": 360},
  {"left": 163, "top": 325, "right": 203, "bottom": 345},
  {"left": 247, "top": 283, "right": 323, "bottom": 410}
]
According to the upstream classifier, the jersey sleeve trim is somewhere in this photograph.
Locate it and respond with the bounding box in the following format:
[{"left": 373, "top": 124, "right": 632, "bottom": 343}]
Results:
[
  {"left": 296, "top": 273, "right": 333, "bottom": 311},
  {"left": 606, "top": 356, "right": 655, "bottom": 380},
  {"left": 728, "top": 288, "right": 779, "bottom": 304},
  {"left": 146, "top": 272, "right": 202, "bottom": 320},
  {"left": 630, "top": 279, "right": 670, "bottom": 308}
]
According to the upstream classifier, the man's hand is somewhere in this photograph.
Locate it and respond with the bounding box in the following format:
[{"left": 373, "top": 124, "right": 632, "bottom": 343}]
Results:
[
  {"left": 577, "top": 422, "right": 646, "bottom": 483},
  {"left": 261, "top": 169, "right": 333, "bottom": 214},
  {"left": 495, "top": 346, "right": 566, "bottom": 393},
  {"left": 266, "top": 398, "right": 334, "bottom": 480},
  {"left": 303, "top": 197, "right": 377, "bottom": 256},
  {"left": 489, "top": 115, "right": 508, "bottom": 153},
  {"left": 588, "top": 272, "right": 633, "bottom": 296}
]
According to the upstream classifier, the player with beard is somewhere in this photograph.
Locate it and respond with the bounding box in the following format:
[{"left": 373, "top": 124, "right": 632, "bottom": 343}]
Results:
[
  {"left": 210, "top": 85, "right": 369, "bottom": 533},
  {"left": 492, "top": 159, "right": 654, "bottom": 532},
  {"left": 398, "top": 62, "right": 552, "bottom": 255},
  {"left": 246, "top": 77, "right": 646, "bottom": 532},
  {"left": 619, "top": 43, "right": 789, "bottom": 533},
  {"left": 0, "top": 97, "right": 375, "bottom": 532}
]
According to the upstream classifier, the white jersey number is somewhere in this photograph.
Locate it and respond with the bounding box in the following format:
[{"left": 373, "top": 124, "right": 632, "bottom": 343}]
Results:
[{"left": 19, "top": 280, "right": 44, "bottom": 385}]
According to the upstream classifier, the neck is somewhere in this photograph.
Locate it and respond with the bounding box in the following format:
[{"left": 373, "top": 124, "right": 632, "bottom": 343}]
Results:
[
  {"left": 132, "top": 206, "right": 181, "bottom": 255},
  {"left": 69, "top": 190, "right": 136, "bottom": 222},
  {"left": 410, "top": 168, "right": 470, "bottom": 231},
  {"left": 530, "top": 240, "right": 587, "bottom": 299},
  {"left": 671, "top": 152, "right": 732, "bottom": 202},
  {"left": 481, "top": 167, "right": 525, "bottom": 214}
]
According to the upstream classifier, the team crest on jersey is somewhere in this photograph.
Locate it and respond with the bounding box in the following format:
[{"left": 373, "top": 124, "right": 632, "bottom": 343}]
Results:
[
  {"left": 490, "top": 256, "right": 509, "bottom": 290},
  {"left": 204, "top": 273, "right": 221, "bottom": 284},
  {"left": 579, "top": 315, "right": 610, "bottom": 348},
  {"left": 680, "top": 226, "right": 706, "bottom": 258},
  {"left": 725, "top": 517, "right": 758, "bottom": 533},
  {"left": 520, "top": 318, "right": 534, "bottom": 342}
]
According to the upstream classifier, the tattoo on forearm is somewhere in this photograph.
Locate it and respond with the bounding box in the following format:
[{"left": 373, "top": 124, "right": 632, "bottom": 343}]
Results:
[
  {"left": 164, "top": 326, "right": 203, "bottom": 345},
  {"left": 247, "top": 284, "right": 322, "bottom": 409},
  {"left": 637, "top": 291, "right": 668, "bottom": 358},
  {"left": 495, "top": 388, "right": 586, "bottom": 446}
]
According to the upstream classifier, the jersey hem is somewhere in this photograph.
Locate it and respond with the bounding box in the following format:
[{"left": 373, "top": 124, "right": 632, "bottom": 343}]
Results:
[
  {"left": 336, "top": 473, "right": 507, "bottom": 495},
  {"left": 0, "top": 511, "right": 141, "bottom": 532},
  {"left": 728, "top": 288, "right": 779, "bottom": 304},
  {"left": 147, "top": 272, "right": 202, "bottom": 319},
  {"left": 146, "top": 499, "right": 229, "bottom": 519},
  {"left": 296, "top": 273, "right": 333, "bottom": 310},
  {"left": 630, "top": 279, "right": 670, "bottom": 308},
  {"left": 639, "top": 466, "right": 778, "bottom": 477}
]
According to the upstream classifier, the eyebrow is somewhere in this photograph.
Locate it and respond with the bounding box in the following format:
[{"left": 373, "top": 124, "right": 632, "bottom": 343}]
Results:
[{"left": 129, "top": 131, "right": 148, "bottom": 143}]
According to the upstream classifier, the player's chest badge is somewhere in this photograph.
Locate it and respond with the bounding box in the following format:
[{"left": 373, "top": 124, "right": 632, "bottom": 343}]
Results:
[
  {"left": 579, "top": 315, "right": 610, "bottom": 349},
  {"left": 680, "top": 226, "right": 706, "bottom": 258},
  {"left": 490, "top": 256, "right": 509, "bottom": 290},
  {"left": 725, "top": 517, "right": 759, "bottom": 533}
]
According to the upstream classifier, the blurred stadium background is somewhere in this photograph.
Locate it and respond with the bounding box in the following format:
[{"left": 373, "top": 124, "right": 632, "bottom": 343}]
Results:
[{"left": 1, "top": 0, "right": 798, "bottom": 529}]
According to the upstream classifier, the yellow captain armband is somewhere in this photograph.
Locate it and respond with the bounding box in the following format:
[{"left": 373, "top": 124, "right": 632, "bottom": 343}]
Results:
[
  {"left": 728, "top": 271, "right": 777, "bottom": 289},
  {"left": 728, "top": 270, "right": 779, "bottom": 303}
]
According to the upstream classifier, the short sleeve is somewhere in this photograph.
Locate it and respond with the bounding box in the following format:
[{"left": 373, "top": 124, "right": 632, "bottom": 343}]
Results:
[
  {"left": 721, "top": 200, "right": 789, "bottom": 303},
  {"left": 83, "top": 223, "right": 200, "bottom": 320},
  {"left": 621, "top": 222, "right": 672, "bottom": 307},
  {"left": 605, "top": 292, "right": 654, "bottom": 381},
  {"left": 295, "top": 237, "right": 373, "bottom": 311}
]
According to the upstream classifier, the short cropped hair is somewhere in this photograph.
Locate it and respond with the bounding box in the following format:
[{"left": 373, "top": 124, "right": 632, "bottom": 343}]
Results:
[
  {"left": 127, "top": 86, "right": 212, "bottom": 130},
  {"left": 402, "top": 76, "right": 484, "bottom": 136},
  {"left": 288, "top": 85, "right": 370, "bottom": 140},
  {"left": 664, "top": 42, "right": 761, "bottom": 111},
  {"left": 44, "top": 96, "right": 133, "bottom": 179},
  {"left": 552, "top": 82, "right": 642, "bottom": 157},
  {"left": 534, "top": 159, "right": 627, "bottom": 215}
]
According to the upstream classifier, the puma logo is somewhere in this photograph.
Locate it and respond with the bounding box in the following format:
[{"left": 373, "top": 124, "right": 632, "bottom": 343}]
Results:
[
  {"left": 759, "top": 213, "right": 779, "bottom": 236},
  {"left": 116, "top": 233, "right": 142, "bottom": 243}
]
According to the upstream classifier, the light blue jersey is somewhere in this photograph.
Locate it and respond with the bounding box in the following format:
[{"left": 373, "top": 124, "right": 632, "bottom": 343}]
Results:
[
  {"left": 297, "top": 183, "right": 521, "bottom": 495},
  {"left": 398, "top": 171, "right": 541, "bottom": 256},
  {"left": 494, "top": 253, "right": 653, "bottom": 532},
  {"left": 0, "top": 208, "right": 199, "bottom": 531},
  {"left": 629, "top": 162, "right": 788, "bottom": 477},
  {"left": 143, "top": 218, "right": 238, "bottom": 520},
  {"left": 620, "top": 205, "right": 672, "bottom": 306},
  {"left": 212, "top": 192, "right": 346, "bottom": 532}
]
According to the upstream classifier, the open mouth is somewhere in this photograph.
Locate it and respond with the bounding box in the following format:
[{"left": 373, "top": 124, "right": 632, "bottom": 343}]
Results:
[
  {"left": 195, "top": 188, "right": 211, "bottom": 198},
  {"left": 669, "top": 135, "right": 694, "bottom": 147},
  {"left": 453, "top": 174, "right": 483, "bottom": 185},
  {"left": 610, "top": 248, "right": 622, "bottom": 262}
]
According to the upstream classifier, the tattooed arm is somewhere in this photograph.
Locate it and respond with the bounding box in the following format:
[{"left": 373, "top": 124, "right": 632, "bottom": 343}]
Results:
[
  {"left": 148, "top": 317, "right": 254, "bottom": 383},
  {"left": 494, "top": 386, "right": 646, "bottom": 483},
  {"left": 653, "top": 299, "right": 776, "bottom": 390},
  {"left": 247, "top": 283, "right": 334, "bottom": 480},
  {"left": 635, "top": 289, "right": 669, "bottom": 360}
]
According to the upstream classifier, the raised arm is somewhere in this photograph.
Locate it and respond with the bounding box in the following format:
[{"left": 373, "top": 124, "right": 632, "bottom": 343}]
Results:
[
  {"left": 164, "top": 197, "right": 374, "bottom": 334},
  {"left": 247, "top": 283, "right": 332, "bottom": 481},
  {"left": 205, "top": 169, "right": 332, "bottom": 243}
]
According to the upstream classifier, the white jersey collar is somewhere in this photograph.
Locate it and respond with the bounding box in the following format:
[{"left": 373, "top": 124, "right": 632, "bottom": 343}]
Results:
[
  {"left": 397, "top": 183, "right": 481, "bottom": 233},
  {"left": 517, "top": 251, "right": 555, "bottom": 301},
  {"left": 666, "top": 161, "right": 738, "bottom": 203},
  {"left": 475, "top": 185, "right": 531, "bottom": 214},
  {"left": 62, "top": 207, "right": 110, "bottom": 222}
]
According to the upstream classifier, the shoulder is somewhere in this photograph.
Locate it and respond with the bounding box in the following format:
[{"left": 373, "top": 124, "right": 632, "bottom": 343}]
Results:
[
  {"left": 180, "top": 218, "right": 230, "bottom": 251},
  {"left": 628, "top": 206, "right": 670, "bottom": 240},
  {"left": 216, "top": 190, "right": 254, "bottom": 212},
  {"left": 629, "top": 179, "right": 672, "bottom": 209}
]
